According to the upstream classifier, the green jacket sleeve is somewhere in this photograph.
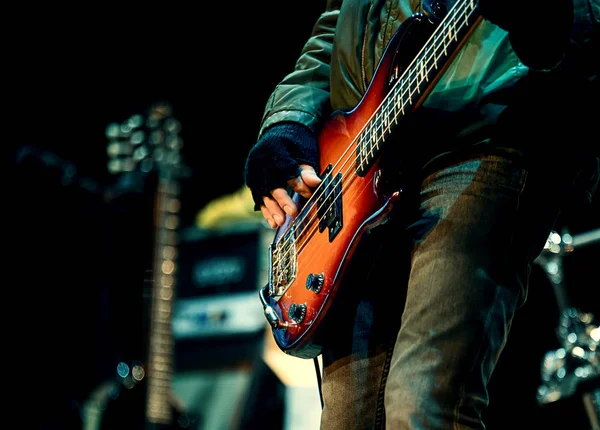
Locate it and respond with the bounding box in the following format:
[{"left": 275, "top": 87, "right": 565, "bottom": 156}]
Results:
[{"left": 258, "top": 0, "right": 342, "bottom": 138}]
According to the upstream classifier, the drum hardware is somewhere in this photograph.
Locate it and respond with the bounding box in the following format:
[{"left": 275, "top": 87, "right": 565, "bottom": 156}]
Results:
[{"left": 535, "top": 228, "right": 600, "bottom": 430}]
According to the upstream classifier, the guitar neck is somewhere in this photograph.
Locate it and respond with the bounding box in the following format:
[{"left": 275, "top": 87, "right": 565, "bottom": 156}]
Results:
[
  {"left": 357, "top": 0, "right": 481, "bottom": 174},
  {"left": 146, "top": 173, "right": 181, "bottom": 426}
]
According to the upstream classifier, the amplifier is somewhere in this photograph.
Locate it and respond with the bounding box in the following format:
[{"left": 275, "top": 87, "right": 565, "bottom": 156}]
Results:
[{"left": 173, "top": 221, "right": 274, "bottom": 341}]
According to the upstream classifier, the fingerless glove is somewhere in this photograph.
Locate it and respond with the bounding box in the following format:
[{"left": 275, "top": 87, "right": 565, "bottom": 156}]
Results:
[{"left": 244, "top": 122, "right": 319, "bottom": 210}]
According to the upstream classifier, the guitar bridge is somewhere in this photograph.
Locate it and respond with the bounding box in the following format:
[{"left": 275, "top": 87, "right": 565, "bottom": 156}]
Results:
[{"left": 269, "top": 229, "right": 297, "bottom": 299}]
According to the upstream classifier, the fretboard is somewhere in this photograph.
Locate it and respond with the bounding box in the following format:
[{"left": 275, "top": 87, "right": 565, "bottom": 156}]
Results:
[
  {"left": 356, "top": 0, "right": 481, "bottom": 175},
  {"left": 146, "top": 174, "right": 181, "bottom": 426}
]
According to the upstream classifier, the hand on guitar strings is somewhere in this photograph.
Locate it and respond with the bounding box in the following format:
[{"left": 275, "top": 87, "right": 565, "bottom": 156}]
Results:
[
  {"left": 261, "top": 164, "right": 321, "bottom": 228},
  {"left": 245, "top": 122, "right": 322, "bottom": 228}
]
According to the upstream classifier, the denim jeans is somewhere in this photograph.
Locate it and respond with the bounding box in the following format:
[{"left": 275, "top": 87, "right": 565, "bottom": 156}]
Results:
[{"left": 318, "top": 153, "right": 595, "bottom": 429}]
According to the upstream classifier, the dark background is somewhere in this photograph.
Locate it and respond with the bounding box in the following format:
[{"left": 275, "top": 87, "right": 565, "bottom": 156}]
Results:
[{"left": 10, "top": 2, "right": 599, "bottom": 429}]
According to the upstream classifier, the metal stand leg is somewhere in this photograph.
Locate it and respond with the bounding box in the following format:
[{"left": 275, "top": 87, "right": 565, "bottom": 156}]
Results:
[{"left": 535, "top": 229, "right": 600, "bottom": 430}]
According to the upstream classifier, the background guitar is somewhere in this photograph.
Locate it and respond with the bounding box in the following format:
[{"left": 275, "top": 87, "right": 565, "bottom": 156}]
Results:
[{"left": 83, "top": 102, "right": 198, "bottom": 430}]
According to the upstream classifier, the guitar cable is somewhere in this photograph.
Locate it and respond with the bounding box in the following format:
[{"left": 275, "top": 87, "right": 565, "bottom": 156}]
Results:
[{"left": 313, "top": 357, "right": 324, "bottom": 409}]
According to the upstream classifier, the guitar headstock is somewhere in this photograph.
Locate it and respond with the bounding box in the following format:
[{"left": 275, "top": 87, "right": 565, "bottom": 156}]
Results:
[{"left": 105, "top": 102, "right": 184, "bottom": 178}]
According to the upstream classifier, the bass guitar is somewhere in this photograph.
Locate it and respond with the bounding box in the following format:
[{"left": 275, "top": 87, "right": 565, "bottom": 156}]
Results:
[{"left": 260, "top": 0, "right": 483, "bottom": 358}]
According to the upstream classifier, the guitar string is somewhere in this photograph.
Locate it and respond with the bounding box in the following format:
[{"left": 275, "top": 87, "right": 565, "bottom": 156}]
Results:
[
  {"left": 286, "top": 0, "right": 477, "bottom": 255},
  {"left": 270, "top": 0, "right": 478, "bottom": 287},
  {"left": 272, "top": 0, "right": 476, "bottom": 274},
  {"left": 285, "top": 0, "right": 477, "bottom": 241}
]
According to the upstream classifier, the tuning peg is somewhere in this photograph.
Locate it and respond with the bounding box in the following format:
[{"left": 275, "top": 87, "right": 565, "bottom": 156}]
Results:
[
  {"left": 107, "top": 159, "right": 120, "bottom": 174},
  {"left": 139, "top": 158, "right": 153, "bottom": 173},
  {"left": 149, "top": 129, "right": 165, "bottom": 146},
  {"left": 133, "top": 145, "right": 149, "bottom": 161},
  {"left": 149, "top": 102, "right": 172, "bottom": 120},
  {"left": 166, "top": 151, "right": 181, "bottom": 166},
  {"left": 107, "top": 141, "right": 134, "bottom": 158},
  {"left": 164, "top": 117, "right": 181, "bottom": 134},
  {"left": 130, "top": 129, "right": 146, "bottom": 146},
  {"left": 123, "top": 114, "right": 144, "bottom": 132},
  {"left": 105, "top": 122, "right": 121, "bottom": 139},
  {"left": 108, "top": 157, "right": 136, "bottom": 174},
  {"left": 166, "top": 134, "right": 183, "bottom": 150}
]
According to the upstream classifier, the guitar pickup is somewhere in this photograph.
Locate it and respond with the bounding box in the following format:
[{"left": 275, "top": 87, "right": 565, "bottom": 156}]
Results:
[{"left": 317, "top": 164, "right": 343, "bottom": 242}]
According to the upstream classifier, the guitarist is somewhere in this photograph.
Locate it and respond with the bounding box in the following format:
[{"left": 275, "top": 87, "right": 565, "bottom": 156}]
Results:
[{"left": 243, "top": 0, "right": 599, "bottom": 428}]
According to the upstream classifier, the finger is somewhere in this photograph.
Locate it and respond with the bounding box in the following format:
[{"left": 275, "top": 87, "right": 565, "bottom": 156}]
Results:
[
  {"left": 264, "top": 192, "right": 288, "bottom": 226},
  {"left": 287, "top": 175, "right": 311, "bottom": 199},
  {"left": 287, "top": 164, "right": 321, "bottom": 198},
  {"left": 299, "top": 164, "right": 321, "bottom": 187},
  {"left": 259, "top": 204, "right": 277, "bottom": 229},
  {"left": 271, "top": 188, "right": 297, "bottom": 217}
]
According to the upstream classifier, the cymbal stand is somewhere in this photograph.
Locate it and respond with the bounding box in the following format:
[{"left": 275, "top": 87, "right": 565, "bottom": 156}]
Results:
[{"left": 535, "top": 228, "right": 600, "bottom": 429}]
